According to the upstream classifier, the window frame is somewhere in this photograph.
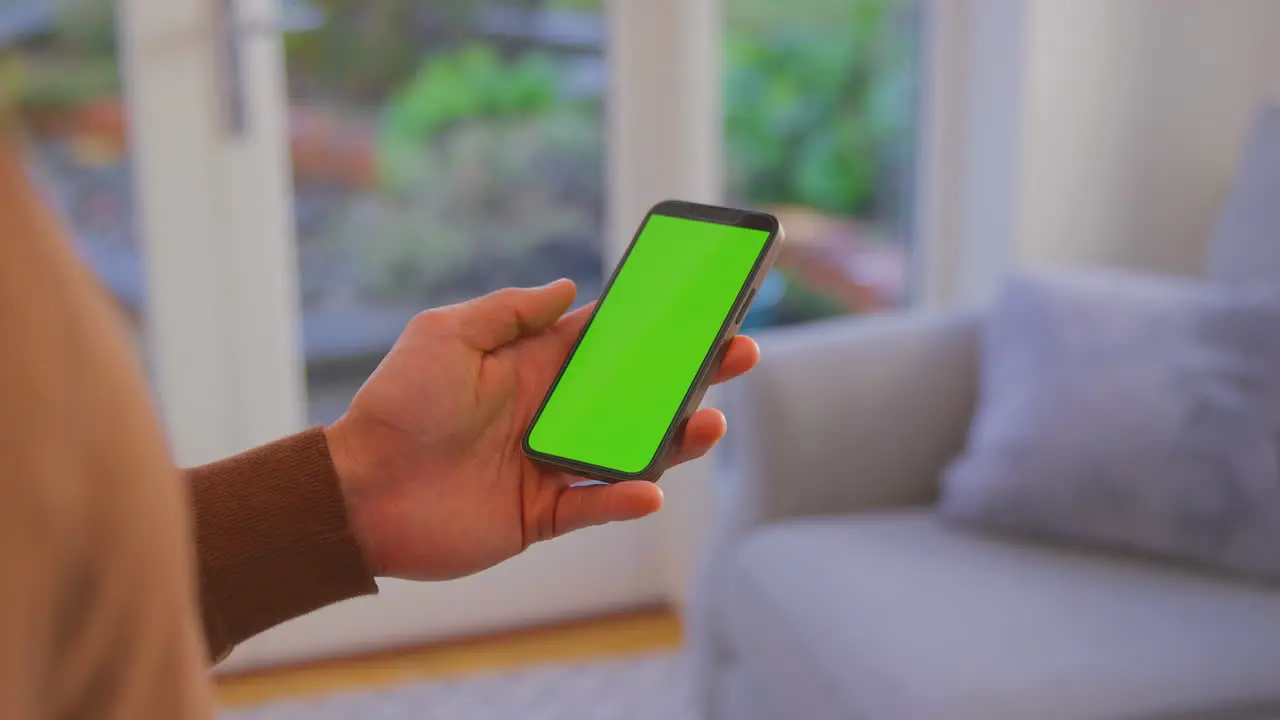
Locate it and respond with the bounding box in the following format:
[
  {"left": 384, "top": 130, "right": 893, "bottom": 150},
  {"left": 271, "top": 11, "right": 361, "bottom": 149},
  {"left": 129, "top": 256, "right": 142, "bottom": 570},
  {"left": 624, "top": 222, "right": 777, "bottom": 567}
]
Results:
[{"left": 121, "top": 0, "right": 304, "bottom": 465}]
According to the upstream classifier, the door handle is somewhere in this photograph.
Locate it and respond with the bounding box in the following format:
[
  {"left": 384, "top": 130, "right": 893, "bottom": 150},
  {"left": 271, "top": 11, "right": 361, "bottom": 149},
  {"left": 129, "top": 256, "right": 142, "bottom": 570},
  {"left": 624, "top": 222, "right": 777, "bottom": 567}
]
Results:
[{"left": 217, "top": 0, "right": 322, "bottom": 137}]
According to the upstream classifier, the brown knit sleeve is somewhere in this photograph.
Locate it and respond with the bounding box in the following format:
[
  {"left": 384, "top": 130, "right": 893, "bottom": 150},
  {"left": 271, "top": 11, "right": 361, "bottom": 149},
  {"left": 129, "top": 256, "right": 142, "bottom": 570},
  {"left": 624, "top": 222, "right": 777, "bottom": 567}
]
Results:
[{"left": 186, "top": 427, "right": 378, "bottom": 663}]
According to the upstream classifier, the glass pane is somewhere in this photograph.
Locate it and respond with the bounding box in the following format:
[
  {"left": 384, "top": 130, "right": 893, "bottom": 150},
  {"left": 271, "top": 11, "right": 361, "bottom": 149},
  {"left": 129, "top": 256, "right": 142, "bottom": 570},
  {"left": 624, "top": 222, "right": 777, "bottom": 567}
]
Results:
[
  {"left": 3, "top": 0, "right": 147, "bottom": 346},
  {"left": 724, "top": 0, "right": 921, "bottom": 329},
  {"left": 285, "top": 1, "right": 607, "bottom": 425}
]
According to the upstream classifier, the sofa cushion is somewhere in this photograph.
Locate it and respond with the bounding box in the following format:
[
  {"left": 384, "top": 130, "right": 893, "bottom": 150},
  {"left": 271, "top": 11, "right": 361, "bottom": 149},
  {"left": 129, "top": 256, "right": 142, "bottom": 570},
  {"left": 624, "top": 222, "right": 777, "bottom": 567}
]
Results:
[
  {"left": 940, "top": 270, "right": 1280, "bottom": 580},
  {"left": 717, "top": 509, "right": 1280, "bottom": 720}
]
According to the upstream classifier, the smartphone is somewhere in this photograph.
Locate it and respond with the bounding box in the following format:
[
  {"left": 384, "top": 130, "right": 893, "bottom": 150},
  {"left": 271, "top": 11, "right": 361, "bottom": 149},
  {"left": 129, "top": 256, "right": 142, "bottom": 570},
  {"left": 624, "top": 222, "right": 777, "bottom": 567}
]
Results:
[{"left": 522, "top": 200, "right": 784, "bottom": 483}]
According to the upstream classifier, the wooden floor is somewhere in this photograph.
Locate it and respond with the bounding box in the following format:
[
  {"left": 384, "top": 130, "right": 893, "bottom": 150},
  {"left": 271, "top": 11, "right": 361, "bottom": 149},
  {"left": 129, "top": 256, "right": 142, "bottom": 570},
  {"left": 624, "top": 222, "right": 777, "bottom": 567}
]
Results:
[{"left": 216, "top": 608, "right": 682, "bottom": 710}]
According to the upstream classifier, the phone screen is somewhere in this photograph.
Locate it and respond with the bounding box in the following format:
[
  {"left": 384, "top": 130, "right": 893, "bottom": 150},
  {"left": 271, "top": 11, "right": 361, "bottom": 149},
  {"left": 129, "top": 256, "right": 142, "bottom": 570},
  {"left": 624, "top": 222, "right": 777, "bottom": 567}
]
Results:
[{"left": 526, "top": 212, "right": 770, "bottom": 476}]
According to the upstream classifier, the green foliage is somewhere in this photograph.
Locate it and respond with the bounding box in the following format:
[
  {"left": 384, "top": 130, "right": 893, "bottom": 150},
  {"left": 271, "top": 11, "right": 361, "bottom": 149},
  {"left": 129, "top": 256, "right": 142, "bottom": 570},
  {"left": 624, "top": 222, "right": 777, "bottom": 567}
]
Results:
[
  {"left": 727, "top": 0, "right": 871, "bottom": 33},
  {"left": 329, "top": 107, "right": 603, "bottom": 305},
  {"left": 283, "top": 0, "right": 420, "bottom": 100},
  {"left": 12, "top": 56, "right": 117, "bottom": 109},
  {"left": 284, "top": 0, "right": 564, "bottom": 100},
  {"left": 3, "top": 0, "right": 120, "bottom": 110},
  {"left": 383, "top": 45, "right": 558, "bottom": 139},
  {"left": 378, "top": 44, "right": 561, "bottom": 188},
  {"left": 545, "top": 0, "right": 601, "bottom": 10},
  {"left": 53, "top": 0, "right": 118, "bottom": 57},
  {"left": 724, "top": 0, "right": 916, "bottom": 218}
]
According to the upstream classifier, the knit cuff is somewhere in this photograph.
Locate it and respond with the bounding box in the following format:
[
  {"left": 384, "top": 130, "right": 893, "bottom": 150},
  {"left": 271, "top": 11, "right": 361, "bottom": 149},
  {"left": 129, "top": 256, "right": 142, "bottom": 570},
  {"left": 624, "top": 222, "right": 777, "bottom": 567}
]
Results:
[{"left": 188, "top": 426, "right": 378, "bottom": 662}]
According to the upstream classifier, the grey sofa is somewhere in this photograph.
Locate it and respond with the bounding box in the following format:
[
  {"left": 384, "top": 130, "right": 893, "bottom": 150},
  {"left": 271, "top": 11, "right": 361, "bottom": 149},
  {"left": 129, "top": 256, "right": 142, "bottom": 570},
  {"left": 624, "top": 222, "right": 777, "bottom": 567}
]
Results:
[{"left": 689, "top": 106, "right": 1280, "bottom": 719}]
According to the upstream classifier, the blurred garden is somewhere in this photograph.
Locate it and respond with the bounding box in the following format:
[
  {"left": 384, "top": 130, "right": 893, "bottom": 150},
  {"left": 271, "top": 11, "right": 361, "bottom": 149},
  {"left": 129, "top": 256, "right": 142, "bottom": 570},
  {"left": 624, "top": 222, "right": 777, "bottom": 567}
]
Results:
[{"left": 2, "top": 0, "right": 919, "bottom": 340}]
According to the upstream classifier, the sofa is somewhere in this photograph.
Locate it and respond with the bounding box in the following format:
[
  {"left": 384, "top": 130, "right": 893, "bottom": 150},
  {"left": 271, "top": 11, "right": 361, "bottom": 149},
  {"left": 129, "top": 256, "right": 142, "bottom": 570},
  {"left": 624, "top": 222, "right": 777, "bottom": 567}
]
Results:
[{"left": 688, "top": 106, "right": 1280, "bottom": 719}]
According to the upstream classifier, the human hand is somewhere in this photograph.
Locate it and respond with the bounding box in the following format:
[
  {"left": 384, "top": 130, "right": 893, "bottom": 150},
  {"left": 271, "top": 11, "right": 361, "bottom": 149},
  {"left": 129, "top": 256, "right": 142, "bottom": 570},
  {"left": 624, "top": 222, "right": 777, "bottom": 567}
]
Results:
[{"left": 325, "top": 279, "right": 759, "bottom": 581}]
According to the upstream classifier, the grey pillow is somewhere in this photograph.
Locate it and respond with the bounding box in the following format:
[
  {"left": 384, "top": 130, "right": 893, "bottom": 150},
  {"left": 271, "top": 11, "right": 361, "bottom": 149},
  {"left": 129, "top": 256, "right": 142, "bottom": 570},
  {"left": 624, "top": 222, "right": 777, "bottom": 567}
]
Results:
[{"left": 940, "top": 270, "right": 1280, "bottom": 580}]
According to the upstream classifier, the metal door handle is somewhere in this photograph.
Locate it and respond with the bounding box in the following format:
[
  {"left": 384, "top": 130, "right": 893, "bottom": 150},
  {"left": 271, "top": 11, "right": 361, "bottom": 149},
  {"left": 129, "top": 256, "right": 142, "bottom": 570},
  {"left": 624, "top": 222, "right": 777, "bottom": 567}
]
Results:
[{"left": 217, "top": 0, "right": 322, "bottom": 137}]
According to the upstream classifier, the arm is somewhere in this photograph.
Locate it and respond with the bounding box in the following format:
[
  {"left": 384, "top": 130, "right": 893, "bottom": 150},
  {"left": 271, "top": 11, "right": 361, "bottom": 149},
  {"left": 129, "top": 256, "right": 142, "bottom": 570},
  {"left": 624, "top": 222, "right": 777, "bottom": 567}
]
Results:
[
  {"left": 720, "top": 309, "right": 980, "bottom": 531},
  {"left": 1, "top": 133, "right": 216, "bottom": 715},
  {"left": 187, "top": 283, "right": 765, "bottom": 662},
  {"left": 0, "top": 126, "right": 761, "bottom": 681},
  {"left": 186, "top": 428, "right": 378, "bottom": 662},
  {"left": 186, "top": 284, "right": 764, "bottom": 663},
  {"left": 0, "top": 129, "right": 70, "bottom": 720}
]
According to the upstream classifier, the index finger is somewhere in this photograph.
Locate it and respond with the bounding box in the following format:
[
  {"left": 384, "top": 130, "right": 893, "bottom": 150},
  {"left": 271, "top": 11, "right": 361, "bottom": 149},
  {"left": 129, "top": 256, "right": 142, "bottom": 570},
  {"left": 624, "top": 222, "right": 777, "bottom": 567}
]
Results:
[
  {"left": 551, "top": 301, "right": 596, "bottom": 348},
  {"left": 710, "top": 335, "right": 760, "bottom": 385}
]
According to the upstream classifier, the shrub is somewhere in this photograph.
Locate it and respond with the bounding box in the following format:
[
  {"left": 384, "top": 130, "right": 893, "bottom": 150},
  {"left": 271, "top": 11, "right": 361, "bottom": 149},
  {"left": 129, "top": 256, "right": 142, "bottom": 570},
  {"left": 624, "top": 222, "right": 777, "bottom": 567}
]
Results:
[
  {"left": 378, "top": 44, "right": 561, "bottom": 189},
  {"left": 322, "top": 106, "right": 603, "bottom": 306},
  {"left": 724, "top": 0, "right": 917, "bottom": 218}
]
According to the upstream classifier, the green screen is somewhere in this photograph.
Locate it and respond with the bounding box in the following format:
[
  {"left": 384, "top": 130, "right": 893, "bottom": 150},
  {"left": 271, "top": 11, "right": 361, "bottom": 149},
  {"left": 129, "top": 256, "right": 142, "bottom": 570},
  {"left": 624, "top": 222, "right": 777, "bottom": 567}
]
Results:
[{"left": 527, "top": 213, "right": 769, "bottom": 474}]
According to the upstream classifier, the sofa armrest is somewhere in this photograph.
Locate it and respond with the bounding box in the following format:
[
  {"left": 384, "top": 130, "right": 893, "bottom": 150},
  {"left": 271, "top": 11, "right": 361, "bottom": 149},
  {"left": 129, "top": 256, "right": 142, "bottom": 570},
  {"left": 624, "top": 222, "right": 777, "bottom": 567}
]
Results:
[{"left": 721, "top": 309, "right": 980, "bottom": 528}]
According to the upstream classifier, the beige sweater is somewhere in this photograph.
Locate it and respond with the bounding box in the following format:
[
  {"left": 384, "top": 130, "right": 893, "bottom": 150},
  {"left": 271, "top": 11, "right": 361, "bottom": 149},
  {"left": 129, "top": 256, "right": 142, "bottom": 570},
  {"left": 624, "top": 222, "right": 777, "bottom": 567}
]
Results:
[{"left": 0, "top": 139, "right": 377, "bottom": 719}]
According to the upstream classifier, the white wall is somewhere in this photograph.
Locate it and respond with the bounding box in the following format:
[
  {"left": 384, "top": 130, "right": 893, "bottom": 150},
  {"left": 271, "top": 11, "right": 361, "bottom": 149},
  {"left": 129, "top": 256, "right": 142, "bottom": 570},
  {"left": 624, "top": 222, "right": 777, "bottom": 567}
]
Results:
[
  {"left": 924, "top": 0, "right": 1280, "bottom": 303},
  {"left": 1018, "top": 0, "right": 1280, "bottom": 276},
  {"left": 221, "top": 518, "right": 666, "bottom": 672},
  {"left": 919, "top": 0, "right": 1028, "bottom": 305}
]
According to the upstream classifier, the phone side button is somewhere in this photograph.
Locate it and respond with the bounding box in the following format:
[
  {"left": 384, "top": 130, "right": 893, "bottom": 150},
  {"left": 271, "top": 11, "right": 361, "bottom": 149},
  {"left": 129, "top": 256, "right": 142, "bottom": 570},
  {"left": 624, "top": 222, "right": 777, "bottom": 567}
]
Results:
[{"left": 735, "top": 288, "right": 757, "bottom": 325}]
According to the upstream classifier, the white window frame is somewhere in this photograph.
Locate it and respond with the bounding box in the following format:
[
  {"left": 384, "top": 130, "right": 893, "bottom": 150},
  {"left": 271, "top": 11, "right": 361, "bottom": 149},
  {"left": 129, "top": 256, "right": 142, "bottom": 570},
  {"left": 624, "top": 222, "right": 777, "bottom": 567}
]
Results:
[{"left": 122, "top": 0, "right": 304, "bottom": 466}]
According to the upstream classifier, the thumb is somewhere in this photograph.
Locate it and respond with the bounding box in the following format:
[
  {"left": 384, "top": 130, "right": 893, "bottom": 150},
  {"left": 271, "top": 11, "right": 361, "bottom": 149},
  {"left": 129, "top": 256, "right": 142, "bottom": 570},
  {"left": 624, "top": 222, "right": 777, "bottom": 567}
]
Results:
[
  {"left": 453, "top": 279, "right": 577, "bottom": 352},
  {"left": 552, "top": 482, "right": 664, "bottom": 537}
]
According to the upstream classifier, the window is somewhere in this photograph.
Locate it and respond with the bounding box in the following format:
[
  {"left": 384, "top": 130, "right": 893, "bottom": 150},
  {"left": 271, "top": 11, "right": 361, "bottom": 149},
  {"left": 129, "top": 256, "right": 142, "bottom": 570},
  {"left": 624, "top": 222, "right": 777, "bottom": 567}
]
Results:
[
  {"left": 281, "top": 1, "right": 607, "bottom": 424},
  {"left": 4, "top": 0, "right": 923, "bottom": 425},
  {"left": 55, "top": 0, "right": 935, "bottom": 664},
  {"left": 724, "top": 0, "right": 921, "bottom": 329}
]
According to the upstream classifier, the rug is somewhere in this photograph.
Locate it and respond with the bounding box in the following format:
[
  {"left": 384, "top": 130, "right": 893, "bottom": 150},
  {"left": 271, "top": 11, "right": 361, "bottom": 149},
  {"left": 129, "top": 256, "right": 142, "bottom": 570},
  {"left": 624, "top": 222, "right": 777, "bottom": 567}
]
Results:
[{"left": 223, "top": 652, "right": 694, "bottom": 720}]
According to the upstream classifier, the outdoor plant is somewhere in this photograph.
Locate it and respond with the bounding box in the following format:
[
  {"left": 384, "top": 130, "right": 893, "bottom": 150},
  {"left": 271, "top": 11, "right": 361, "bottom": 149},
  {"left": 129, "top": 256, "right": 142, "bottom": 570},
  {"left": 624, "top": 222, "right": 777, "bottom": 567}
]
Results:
[
  {"left": 290, "top": 6, "right": 603, "bottom": 310},
  {"left": 378, "top": 44, "right": 560, "bottom": 188},
  {"left": 3, "top": 0, "right": 119, "bottom": 113},
  {"left": 724, "top": 0, "right": 916, "bottom": 218},
  {"left": 321, "top": 105, "right": 603, "bottom": 307},
  {"left": 285, "top": 0, "right": 559, "bottom": 101},
  {"left": 53, "top": 0, "right": 118, "bottom": 57},
  {"left": 284, "top": 0, "right": 420, "bottom": 101}
]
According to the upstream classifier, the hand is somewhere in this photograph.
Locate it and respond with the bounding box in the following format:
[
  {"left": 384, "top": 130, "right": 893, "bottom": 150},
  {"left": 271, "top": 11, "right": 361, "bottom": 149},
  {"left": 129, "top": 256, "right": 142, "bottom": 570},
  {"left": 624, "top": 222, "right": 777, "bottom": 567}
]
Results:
[{"left": 325, "top": 279, "right": 760, "bottom": 581}]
